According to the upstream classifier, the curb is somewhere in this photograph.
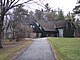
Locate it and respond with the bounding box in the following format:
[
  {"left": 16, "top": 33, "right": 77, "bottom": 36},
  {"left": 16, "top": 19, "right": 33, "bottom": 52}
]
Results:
[
  {"left": 11, "top": 41, "right": 34, "bottom": 60},
  {"left": 48, "top": 40, "right": 58, "bottom": 60}
]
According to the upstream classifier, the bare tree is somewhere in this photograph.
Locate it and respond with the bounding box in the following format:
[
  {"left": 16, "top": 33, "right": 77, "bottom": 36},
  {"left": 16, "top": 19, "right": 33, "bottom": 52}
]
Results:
[
  {"left": 0, "top": 0, "right": 32, "bottom": 48},
  {"left": 11, "top": 5, "right": 28, "bottom": 39}
]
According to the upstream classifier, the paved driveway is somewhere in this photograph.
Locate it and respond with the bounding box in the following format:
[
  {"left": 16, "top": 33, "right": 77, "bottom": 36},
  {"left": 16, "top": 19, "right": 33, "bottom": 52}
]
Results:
[{"left": 14, "top": 38, "right": 56, "bottom": 60}]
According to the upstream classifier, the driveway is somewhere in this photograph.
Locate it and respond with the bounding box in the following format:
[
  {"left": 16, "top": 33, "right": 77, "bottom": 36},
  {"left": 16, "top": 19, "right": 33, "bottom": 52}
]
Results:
[{"left": 14, "top": 38, "right": 56, "bottom": 60}]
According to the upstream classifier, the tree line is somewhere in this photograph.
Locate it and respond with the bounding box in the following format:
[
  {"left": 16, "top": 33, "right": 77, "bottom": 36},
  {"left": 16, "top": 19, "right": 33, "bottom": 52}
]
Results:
[{"left": 0, "top": 0, "right": 77, "bottom": 48}]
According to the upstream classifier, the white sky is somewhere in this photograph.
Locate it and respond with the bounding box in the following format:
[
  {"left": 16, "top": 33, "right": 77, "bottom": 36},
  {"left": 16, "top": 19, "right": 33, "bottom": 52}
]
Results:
[
  {"left": 45, "top": 0, "right": 77, "bottom": 15},
  {"left": 19, "top": 0, "right": 77, "bottom": 15}
]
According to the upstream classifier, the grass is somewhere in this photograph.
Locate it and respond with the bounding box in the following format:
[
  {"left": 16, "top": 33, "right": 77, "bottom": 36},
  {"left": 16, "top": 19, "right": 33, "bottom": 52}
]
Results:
[
  {"left": 48, "top": 38, "right": 80, "bottom": 60},
  {"left": 0, "top": 38, "right": 33, "bottom": 60}
]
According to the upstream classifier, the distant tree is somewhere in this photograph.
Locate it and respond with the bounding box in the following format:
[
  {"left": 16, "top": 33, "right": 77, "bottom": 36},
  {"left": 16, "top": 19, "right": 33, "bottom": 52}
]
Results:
[
  {"left": 45, "top": 3, "right": 51, "bottom": 12},
  {"left": 58, "top": 9, "right": 64, "bottom": 20},
  {"left": 51, "top": 10, "right": 58, "bottom": 20},
  {"left": 73, "top": 1, "right": 80, "bottom": 37},
  {"left": 14, "top": 23, "right": 26, "bottom": 42},
  {"left": 34, "top": 9, "right": 43, "bottom": 20},
  {"left": 0, "top": 0, "right": 32, "bottom": 48},
  {"left": 29, "top": 11, "right": 34, "bottom": 21},
  {"left": 65, "top": 12, "right": 76, "bottom": 30},
  {"left": 12, "top": 5, "right": 29, "bottom": 41},
  {"left": 44, "top": 4, "right": 64, "bottom": 21},
  {"left": 73, "top": 4, "right": 80, "bottom": 36},
  {"left": 73, "top": 5, "right": 80, "bottom": 14},
  {"left": 45, "top": 10, "right": 58, "bottom": 21}
]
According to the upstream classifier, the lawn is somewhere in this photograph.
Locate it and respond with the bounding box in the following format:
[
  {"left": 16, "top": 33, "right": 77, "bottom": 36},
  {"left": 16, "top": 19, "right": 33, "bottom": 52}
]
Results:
[
  {"left": 0, "top": 38, "right": 33, "bottom": 60},
  {"left": 48, "top": 38, "right": 80, "bottom": 60}
]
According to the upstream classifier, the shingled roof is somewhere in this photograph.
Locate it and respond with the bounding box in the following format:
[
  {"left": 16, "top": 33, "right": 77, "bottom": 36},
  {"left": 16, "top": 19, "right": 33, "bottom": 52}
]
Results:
[
  {"left": 55, "top": 20, "right": 66, "bottom": 29},
  {"left": 36, "top": 20, "right": 57, "bottom": 32},
  {"left": 30, "top": 20, "right": 73, "bottom": 32},
  {"left": 36, "top": 20, "right": 68, "bottom": 30}
]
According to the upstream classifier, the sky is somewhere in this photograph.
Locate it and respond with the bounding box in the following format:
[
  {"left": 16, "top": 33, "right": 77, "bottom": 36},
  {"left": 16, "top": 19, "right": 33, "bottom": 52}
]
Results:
[
  {"left": 19, "top": 0, "right": 77, "bottom": 15},
  {"left": 45, "top": 0, "right": 77, "bottom": 15}
]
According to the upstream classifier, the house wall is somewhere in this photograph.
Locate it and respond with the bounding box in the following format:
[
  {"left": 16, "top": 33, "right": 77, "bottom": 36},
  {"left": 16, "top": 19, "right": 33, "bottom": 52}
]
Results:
[
  {"left": 38, "top": 33, "right": 42, "bottom": 37},
  {"left": 30, "top": 33, "right": 37, "bottom": 38},
  {"left": 29, "top": 33, "right": 42, "bottom": 38},
  {"left": 58, "top": 29, "right": 63, "bottom": 37}
]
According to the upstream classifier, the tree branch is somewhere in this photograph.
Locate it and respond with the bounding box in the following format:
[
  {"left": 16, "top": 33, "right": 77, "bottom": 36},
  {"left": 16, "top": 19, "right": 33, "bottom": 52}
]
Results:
[
  {"left": 33, "top": 1, "right": 45, "bottom": 8},
  {"left": 11, "top": 0, "right": 20, "bottom": 6},
  {"left": 3, "top": 0, "right": 6, "bottom": 6},
  {"left": 1, "top": 0, "right": 3, "bottom": 9},
  {"left": 9, "top": 0, "right": 32, "bottom": 9},
  {"left": 6, "top": 0, "right": 9, "bottom": 8},
  {"left": 9, "top": 0, "right": 19, "bottom": 8},
  {"left": 8, "top": 0, "right": 16, "bottom": 8}
]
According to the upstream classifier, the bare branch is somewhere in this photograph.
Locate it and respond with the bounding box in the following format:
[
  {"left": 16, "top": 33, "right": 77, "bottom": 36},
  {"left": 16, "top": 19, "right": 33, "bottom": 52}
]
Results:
[
  {"left": 9, "top": 0, "right": 32, "bottom": 9},
  {"left": 3, "top": 0, "right": 6, "bottom": 6},
  {"left": 33, "top": 1, "right": 45, "bottom": 8},
  {"left": 8, "top": 0, "right": 16, "bottom": 8},
  {"left": 12, "top": 0, "right": 20, "bottom": 6},
  {"left": 6, "top": 0, "right": 9, "bottom": 8},
  {"left": 1, "top": 0, "right": 3, "bottom": 8}
]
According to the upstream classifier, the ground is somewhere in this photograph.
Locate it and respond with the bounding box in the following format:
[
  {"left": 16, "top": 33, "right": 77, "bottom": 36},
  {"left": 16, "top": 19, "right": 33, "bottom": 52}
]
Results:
[
  {"left": 14, "top": 38, "right": 56, "bottom": 60},
  {"left": 48, "top": 38, "right": 80, "bottom": 60},
  {"left": 1, "top": 37, "right": 79, "bottom": 60},
  {"left": 0, "top": 38, "right": 33, "bottom": 60}
]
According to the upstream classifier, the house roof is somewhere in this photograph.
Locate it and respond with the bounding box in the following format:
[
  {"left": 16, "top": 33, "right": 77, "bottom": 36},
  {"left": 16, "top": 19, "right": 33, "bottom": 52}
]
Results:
[
  {"left": 36, "top": 20, "right": 57, "bottom": 32},
  {"left": 30, "top": 20, "right": 75, "bottom": 32},
  {"left": 55, "top": 20, "right": 66, "bottom": 29},
  {"left": 36, "top": 20, "right": 67, "bottom": 30}
]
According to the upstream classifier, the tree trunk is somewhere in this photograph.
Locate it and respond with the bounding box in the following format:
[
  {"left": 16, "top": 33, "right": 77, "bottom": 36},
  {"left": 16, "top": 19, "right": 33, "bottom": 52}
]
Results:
[
  {"left": 0, "top": 17, "right": 4, "bottom": 48},
  {"left": 13, "top": 29, "right": 15, "bottom": 39},
  {"left": 16, "top": 37, "right": 19, "bottom": 42},
  {"left": 0, "top": 32, "right": 3, "bottom": 48}
]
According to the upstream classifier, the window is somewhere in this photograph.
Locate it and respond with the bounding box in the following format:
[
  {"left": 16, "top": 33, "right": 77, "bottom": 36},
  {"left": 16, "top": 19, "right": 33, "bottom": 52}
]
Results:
[{"left": 31, "top": 25, "right": 35, "bottom": 28}]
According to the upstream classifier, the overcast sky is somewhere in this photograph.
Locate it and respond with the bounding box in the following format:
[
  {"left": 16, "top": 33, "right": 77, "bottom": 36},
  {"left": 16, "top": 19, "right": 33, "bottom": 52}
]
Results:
[
  {"left": 20, "top": 0, "right": 77, "bottom": 15},
  {"left": 45, "top": 0, "right": 77, "bottom": 14}
]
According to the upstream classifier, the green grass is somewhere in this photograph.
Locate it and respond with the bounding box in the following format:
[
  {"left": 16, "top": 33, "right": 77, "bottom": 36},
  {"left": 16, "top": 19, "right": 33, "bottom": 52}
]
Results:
[{"left": 48, "top": 38, "right": 80, "bottom": 60}]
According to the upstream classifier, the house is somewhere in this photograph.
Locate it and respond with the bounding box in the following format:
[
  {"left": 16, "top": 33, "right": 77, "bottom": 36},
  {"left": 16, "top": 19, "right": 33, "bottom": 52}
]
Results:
[
  {"left": 55, "top": 20, "right": 75, "bottom": 37},
  {"left": 36, "top": 20, "right": 59, "bottom": 37},
  {"left": 29, "top": 20, "right": 75, "bottom": 37},
  {"left": 54, "top": 20, "right": 65, "bottom": 37}
]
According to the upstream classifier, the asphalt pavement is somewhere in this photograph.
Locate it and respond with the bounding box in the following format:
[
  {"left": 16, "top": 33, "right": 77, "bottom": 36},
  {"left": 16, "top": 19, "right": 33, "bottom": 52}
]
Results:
[{"left": 14, "top": 38, "right": 56, "bottom": 60}]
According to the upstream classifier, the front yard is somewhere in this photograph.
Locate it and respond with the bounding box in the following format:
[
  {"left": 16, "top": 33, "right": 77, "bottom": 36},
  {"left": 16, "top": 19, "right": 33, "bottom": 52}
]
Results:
[
  {"left": 0, "top": 38, "right": 33, "bottom": 60},
  {"left": 48, "top": 38, "right": 80, "bottom": 60}
]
